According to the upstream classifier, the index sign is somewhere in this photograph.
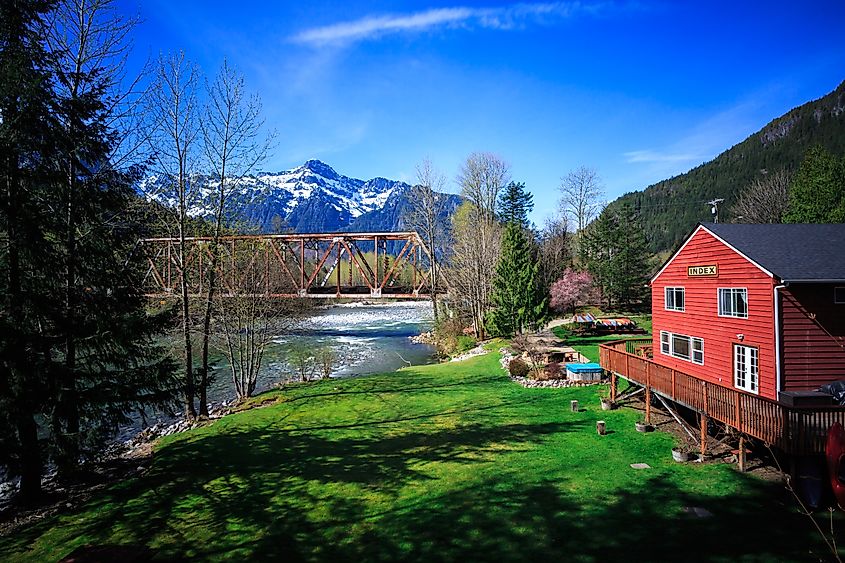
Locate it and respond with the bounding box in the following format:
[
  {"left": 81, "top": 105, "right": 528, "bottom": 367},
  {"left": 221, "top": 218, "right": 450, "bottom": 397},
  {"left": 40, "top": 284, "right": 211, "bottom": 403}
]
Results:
[{"left": 688, "top": 265, "right": 718, "bottom": 277}]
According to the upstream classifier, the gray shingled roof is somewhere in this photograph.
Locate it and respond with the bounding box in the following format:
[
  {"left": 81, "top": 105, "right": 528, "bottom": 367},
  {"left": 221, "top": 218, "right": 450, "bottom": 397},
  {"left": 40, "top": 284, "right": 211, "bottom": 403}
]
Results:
[{"left": 704, "top": 223, "right": 845, "bottom": 282}]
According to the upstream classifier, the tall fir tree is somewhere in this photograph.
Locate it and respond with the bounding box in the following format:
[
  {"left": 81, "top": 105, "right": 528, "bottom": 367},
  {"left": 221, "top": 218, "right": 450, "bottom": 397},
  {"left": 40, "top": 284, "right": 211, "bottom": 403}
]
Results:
[
  {"left": 783, "top": 145, "right": 845, "bottom": 223},
  {"left": 45, "top": 0, "right": 179, "bottom": 480},
  {"left": 1, "top": 0, "right": 179, "bottom": 499},
  {"left": 607, "top": 204, "right": 650, "bottom": 308},
  {"left": 487, "top": 222, "right": 546, "bottom": 336},
  {"left": 0, "top": 0, "right": 62, "bottom": 502},
  {"left": 580, "top": 204, "right": 650, "bottom": 309},
  {"left": 497, "top": 181, "right": 534, "bottom": 228}
]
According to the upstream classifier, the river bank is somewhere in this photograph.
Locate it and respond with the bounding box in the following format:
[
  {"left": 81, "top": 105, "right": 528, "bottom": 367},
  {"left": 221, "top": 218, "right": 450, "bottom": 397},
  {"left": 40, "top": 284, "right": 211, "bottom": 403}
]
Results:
[{"left": 1, "top": 301, "right": 437, "bottom": 509}]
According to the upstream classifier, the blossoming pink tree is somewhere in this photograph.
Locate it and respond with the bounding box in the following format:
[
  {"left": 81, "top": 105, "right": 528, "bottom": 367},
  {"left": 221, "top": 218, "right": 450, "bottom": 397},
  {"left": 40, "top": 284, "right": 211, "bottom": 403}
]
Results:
[{"left": 550, "top": 269, "right": 596, "bottom": 314}]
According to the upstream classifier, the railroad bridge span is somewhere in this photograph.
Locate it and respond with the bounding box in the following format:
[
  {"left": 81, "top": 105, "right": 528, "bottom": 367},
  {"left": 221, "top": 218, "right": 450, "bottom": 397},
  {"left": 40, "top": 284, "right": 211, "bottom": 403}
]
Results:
[{"left": 139, "top": 231, "right": 439, "bottom": 299}]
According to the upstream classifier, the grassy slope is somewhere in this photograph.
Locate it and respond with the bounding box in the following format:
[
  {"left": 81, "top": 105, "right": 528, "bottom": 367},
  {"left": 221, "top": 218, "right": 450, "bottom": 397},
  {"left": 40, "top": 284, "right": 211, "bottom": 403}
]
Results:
[{"left": 1, "top": 348, "right": 834, "bottom": 562}]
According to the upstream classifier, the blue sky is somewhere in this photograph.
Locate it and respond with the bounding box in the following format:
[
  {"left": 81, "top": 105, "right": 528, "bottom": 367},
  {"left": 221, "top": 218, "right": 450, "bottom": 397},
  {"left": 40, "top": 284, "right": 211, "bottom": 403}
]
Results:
[{"left": 118, "top": 0, "right": 845, "bottom": 225}]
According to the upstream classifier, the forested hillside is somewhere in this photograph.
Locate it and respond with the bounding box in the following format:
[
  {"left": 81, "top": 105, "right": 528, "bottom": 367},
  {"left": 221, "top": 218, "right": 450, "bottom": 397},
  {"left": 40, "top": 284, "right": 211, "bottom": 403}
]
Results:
[{"left": 607, "top": 80, "right": 845, "bottom": 253}]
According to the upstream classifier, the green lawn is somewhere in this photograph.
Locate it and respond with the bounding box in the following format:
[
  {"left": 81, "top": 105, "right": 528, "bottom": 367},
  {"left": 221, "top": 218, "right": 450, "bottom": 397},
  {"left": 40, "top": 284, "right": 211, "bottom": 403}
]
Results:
[
  {"left": 552, "top": 315, "right": 652, "bottom": 362},
  {"left": 0, "top": 347, "right": 836, "bottom": 561}
]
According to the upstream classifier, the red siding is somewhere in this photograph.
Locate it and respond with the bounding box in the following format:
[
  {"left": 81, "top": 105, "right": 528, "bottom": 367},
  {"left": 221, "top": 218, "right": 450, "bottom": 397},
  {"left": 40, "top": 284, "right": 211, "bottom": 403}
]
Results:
[
  {"left": 651, "top": 226, "right": 778, "bottom": 400},
  {"left": 782, "top": 284, "right": 845, "bottom": 390}
]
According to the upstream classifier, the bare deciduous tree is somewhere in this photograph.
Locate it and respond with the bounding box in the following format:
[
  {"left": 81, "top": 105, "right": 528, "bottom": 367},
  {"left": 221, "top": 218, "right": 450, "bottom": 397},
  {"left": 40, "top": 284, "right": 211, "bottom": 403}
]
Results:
[
  {"left": 197, "top": 59, "right": 271, "bottom": 417},
  {"left": 404, "top": 158, "right": 448, "bottom": 321},
  {"left": 288, "top": 344, "right": 315, "bottom": 383},
  {"left": 214, "top": 241, "right": 305, "bottom": 400},
  {"left": 448, "top": 152, "right": 510, "bottom": 339},
  {"left": 559, "top": 166, "right": 604, "bottom": 232},
  {"left": 315, "top": 347, "right": 336, "bottom": 380},
  {"left": 538, "top": 214, "right": 572, "bottom": 291},
  {"left": 732, "top": 169, "right": 791, "bottom": 224},
  {"left": 215, "top": 268, "right": 287, "bottom": 402},
  {"left": 458, "top": 151, "right": 510, "bottom": 219},
  {"left": 144, "top": 51, "right": 201, "bottom": 418}
]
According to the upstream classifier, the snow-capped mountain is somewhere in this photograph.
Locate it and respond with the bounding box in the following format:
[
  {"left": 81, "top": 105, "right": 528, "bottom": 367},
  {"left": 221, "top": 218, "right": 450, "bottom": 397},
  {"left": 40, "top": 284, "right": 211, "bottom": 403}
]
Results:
[{"left": 140, "top": 159, "right": 461, "bottom": 234}]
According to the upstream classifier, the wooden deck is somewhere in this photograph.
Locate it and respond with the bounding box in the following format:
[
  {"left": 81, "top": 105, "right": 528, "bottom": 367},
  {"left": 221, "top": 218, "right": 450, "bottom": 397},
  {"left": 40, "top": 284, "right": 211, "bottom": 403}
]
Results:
[{"left": 600, "top": 340, "right": 845, "bottom": 455}]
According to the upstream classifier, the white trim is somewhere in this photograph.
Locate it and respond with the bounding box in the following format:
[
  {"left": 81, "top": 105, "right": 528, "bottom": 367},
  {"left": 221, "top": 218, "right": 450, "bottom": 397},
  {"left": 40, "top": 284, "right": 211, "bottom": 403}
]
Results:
[
  {"left": 717, "top": 287, "right": 749, "bottom": 319},
  {"left": 650, "top": 224, "right": 776, "bottom": 284},
  {"left": 699, "top": 225, "right": 775, "bottom": 279},
  {"left": 774, "top": 284, "right": 785, "bottom": 394},
  {"left": 651, "top": 225, "right": 706, "bottom": 283}
]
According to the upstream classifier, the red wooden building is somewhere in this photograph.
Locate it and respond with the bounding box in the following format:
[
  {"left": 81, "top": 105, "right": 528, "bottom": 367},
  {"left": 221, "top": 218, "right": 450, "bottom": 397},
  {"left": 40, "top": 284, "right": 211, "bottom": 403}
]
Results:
[
  {"left": 651, "top": 223, "right": 845, "bottom": 402},
  {"left": 600, "top": 223, "right": 845, "bottom": 456}
]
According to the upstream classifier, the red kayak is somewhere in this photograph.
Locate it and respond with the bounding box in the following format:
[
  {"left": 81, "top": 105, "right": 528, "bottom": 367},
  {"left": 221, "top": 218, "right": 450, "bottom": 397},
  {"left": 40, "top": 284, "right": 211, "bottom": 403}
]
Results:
[{"left": 825, "top": 422, "right": 845, "bottom": 509}]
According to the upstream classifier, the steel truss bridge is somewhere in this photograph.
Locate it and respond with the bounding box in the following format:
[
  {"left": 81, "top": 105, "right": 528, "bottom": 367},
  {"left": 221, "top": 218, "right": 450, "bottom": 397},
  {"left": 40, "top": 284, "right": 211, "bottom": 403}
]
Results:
[{"left": 139, "top": 231, "right": 438, "bottom": 299}]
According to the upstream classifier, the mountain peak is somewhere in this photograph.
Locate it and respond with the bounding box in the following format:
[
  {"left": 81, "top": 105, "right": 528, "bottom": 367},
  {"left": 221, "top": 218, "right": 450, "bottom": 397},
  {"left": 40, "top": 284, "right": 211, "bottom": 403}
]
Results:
[
  {"left": 301, "top": 159, "right": 338, "bottom": 178},
  {"left": 142, "top": 159, "right": 461, "bottom": 234}
]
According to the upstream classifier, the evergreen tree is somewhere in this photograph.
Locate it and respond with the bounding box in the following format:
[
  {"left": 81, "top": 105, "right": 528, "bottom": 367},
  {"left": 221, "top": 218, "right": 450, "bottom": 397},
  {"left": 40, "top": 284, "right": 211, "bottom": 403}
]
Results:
[
  {"left": 487, "top": 222, "right": 546, "bottom": 336},
  {"left": 783, "top": 145, "right": 845, "bottom": 223},
  {"left": 579, "top": 212, "right": 615, "bottom": 307},
  {"left": 580, "top": 204, "right": 650, "bottom": 309},
  {"left": 0, "top": 0, "right": 62, "bottom": 502},
  {"left": 44, "top": 0, "right": 179, "bottom": 480},
  {"left": 1, "top": 0, "right": 179, "bottom": 500},
  {"left": 608, "top": 205, "right": 650, "bottom": 308},
  {"left": 497, "top": 181, "right": 534, "bottom": 228}
]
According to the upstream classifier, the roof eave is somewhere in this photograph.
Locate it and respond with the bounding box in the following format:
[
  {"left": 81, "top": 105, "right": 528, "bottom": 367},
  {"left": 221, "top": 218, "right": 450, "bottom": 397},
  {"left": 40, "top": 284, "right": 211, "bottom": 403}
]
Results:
[{"left": 782, "top": 279, "right": 845, "bottom": 285}]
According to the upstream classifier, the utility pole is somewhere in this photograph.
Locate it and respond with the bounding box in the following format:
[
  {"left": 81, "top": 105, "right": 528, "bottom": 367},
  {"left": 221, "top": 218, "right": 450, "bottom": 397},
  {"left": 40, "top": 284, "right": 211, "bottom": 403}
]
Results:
[{"left": 708, "top": 198, "right": 725, "bottom": 223}]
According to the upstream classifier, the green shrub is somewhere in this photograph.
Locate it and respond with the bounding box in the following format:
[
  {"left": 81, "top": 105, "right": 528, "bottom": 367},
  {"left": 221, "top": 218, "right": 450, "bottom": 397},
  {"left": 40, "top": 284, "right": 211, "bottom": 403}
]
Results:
[
  {"left": 433, "top": 316, "right": 471, "bottom": 355},
  {"left": 508, "top": 357, "right": 530, "bottom": 378},
  {"left": 455, "top": 335, "right": 477, "bottom": 353}
]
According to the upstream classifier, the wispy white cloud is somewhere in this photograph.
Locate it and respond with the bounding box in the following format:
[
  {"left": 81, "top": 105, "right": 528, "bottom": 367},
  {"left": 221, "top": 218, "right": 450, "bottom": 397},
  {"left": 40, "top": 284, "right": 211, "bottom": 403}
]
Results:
[
  {"left": 623, "top": 150, "right": 705, "bottom": 164},
  {"left": 292, "top": 2, "right": 606, "bottom": 47},
  {"left": 623, "top": 99, "right": 763, "bottom": 174}
]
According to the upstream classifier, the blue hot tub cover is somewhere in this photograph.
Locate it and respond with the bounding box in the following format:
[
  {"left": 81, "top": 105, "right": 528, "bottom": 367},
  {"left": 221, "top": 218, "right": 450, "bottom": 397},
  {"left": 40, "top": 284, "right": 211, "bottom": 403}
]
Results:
[{"left": 566, "top": 363, "right": 602, "bottom": 373}]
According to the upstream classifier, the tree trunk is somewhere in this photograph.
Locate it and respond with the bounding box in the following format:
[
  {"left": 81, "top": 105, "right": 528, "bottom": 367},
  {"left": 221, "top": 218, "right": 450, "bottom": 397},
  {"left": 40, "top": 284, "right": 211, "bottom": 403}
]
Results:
[
  {"left": 198, "top": 232, "right": 221, "bottom": 418},
  {"left": 57, "top": 163, "right": 80, "bottom": 480},
  {"left": 5, "top": 155, "right": 42, "bottom": 500},
  {"left": 179, "top": 198, "right": 195, "bottom": 419},
  {"left": 16, "top": 412, "right": 41, "bottom": 503}
]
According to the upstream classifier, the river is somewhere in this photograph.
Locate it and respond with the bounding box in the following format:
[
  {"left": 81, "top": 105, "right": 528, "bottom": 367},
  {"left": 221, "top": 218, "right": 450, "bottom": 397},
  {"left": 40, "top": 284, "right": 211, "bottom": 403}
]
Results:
[
  {"left": 125, "top": 301, "right": 437, "bottom": 436},
  {"left": 206, "top": 301, "right": 437, "bottom": 399}
]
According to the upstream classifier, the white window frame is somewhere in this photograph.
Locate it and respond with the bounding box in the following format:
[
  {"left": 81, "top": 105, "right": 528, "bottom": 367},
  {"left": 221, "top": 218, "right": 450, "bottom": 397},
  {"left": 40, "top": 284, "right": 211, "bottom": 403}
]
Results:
[
  {"left": 718, "top": 287, "right": 748, "bottom": 319},
  {"left": 659, "top": 330, "right": 704, "bottom": 365},
  {"left": 835, "top": 287, "right": 845, "bottom": 305},
  {"left": 733, "top": 344, "right": 759, "bottom": 394},
  {"left": 665, "top": 287, "right": 685, "bottom": 312}
]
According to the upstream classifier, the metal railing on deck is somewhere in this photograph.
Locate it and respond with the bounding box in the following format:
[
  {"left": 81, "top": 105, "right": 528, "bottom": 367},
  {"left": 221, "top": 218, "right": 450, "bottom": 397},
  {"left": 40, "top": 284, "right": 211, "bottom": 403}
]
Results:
[{"left": 600, "top": 341, "right": 845, "bottom": 455}]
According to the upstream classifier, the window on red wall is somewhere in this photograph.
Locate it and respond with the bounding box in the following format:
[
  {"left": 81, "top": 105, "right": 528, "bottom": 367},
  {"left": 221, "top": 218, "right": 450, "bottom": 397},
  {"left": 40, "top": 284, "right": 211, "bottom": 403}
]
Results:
[
  {"left": 660, "top": 331, "right": 703, "bottom": 365},
  {"left": 718, "top": 288, "right": 748, "bottom": 318},
  {"left": 665, "top": 287, "right": 685, "bottom": 311}
]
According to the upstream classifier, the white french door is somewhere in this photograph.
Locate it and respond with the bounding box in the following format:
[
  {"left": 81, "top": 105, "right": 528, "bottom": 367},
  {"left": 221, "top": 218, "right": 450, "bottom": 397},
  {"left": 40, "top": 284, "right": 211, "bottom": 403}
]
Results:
[{"left": 734, "top": 344, "right": 758, "bottom": 394}]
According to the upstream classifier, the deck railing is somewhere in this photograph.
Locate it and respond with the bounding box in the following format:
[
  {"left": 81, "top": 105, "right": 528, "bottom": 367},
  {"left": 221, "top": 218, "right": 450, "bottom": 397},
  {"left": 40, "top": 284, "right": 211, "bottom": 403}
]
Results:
[{"left": 600, "top": 341, "right": 845, "bottom": 455}]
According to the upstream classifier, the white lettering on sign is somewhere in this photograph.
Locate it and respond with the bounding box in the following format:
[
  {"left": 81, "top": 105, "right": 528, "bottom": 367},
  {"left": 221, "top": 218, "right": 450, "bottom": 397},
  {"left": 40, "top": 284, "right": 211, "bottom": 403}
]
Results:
[{"left": 688, "top": 265, "right": 718, "bottom": 277}]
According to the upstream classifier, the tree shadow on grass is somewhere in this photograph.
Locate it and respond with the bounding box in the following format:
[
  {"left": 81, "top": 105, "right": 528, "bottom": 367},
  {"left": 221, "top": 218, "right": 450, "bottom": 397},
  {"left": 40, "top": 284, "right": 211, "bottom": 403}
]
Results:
[
  {"left": 2, "top": 392, "right": 839, "bottom": 562},
  {"left": 1, "top": 416, "right": 587, "bottom": 560}
]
